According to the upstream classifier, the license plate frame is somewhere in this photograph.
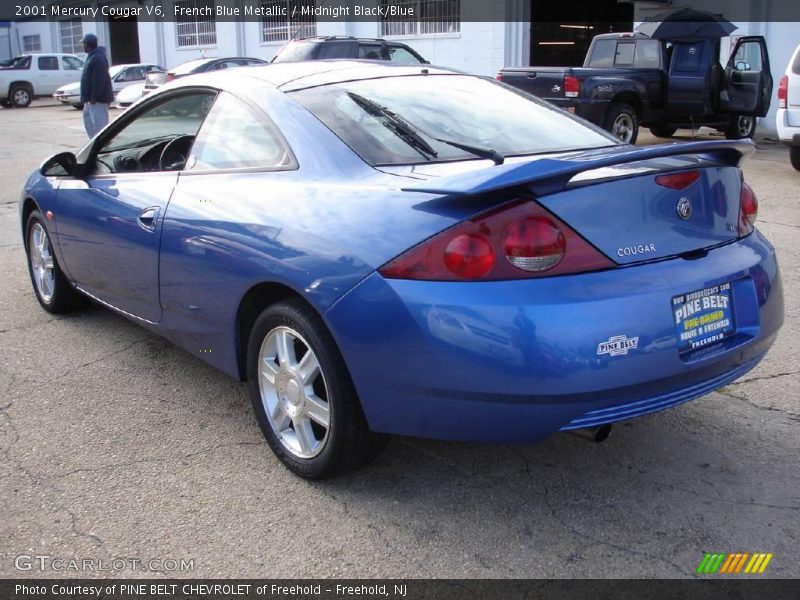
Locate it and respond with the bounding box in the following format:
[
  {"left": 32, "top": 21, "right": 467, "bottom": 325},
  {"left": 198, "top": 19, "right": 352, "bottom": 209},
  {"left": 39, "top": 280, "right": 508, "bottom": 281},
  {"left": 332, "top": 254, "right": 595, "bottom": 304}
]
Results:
[{"left": 672, "top": 283, "right": 735, "bottom": 353}]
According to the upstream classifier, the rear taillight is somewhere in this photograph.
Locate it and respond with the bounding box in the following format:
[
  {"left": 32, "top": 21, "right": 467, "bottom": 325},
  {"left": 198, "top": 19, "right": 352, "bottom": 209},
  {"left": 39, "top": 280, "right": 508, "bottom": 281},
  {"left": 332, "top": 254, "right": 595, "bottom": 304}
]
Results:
[
  {"left": 495, "top": 73, "right": 503, "bottom": 82},
  {"left": 738, "top": 182, "right": 758, "bottom": 236},
  {"left": 379, "top": 200, "right": 614, "bottom": 281},
  {"left": 655, "top": 170, "right": 700, "bottom": 190},
  {"left": 564, "top": 75, "right": 580, "bottom": 98},
  {"left": 777, "top": 75, "right": 788, "bottom": 109},
  {"left": 166, "top": 73, "right": 176, "bottom": 82}
]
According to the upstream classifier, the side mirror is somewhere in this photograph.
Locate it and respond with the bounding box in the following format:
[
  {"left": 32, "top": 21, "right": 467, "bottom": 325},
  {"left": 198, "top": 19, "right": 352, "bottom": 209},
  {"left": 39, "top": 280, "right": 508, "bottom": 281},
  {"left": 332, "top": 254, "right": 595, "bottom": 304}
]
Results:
[{"left": 40, "top": 152, "right": 77, "bottom": 177}]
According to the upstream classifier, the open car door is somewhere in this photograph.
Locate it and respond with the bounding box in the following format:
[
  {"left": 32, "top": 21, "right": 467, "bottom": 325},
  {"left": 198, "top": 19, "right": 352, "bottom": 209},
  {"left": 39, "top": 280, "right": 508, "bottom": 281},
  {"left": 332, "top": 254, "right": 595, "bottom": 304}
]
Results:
[{"left": 719, "top": 36, "right": 772, "bottom": 117}]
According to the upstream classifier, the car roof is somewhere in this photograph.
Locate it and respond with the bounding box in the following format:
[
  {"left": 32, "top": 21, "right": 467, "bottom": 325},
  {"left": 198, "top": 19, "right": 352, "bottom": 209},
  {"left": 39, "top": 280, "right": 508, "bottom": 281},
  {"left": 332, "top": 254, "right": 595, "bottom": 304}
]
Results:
[
  {"left": 291, "top": 36, "right": 399, "bottom": 43},
  {"left": 186, "top": 60, "right": 457, "bottom": 90}
]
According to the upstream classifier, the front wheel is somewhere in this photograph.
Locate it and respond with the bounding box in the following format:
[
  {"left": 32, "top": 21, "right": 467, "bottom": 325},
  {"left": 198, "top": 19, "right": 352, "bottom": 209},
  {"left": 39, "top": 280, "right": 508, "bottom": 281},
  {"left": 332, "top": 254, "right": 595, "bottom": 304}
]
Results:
[
  {"left": 247, "top": 299, "right": 387, "bottom": 479},
  {"left": 25, "top": 211, "right": 83, "bottom": 313},
  {"left": 73, "top": 103, "right": 84, "bottom": 110},
  {"left": 725, "top": 115, "right": 756, "bottom": 140},
  {"left": 604, "top": 103, "right": 639, "bottom": 144}
]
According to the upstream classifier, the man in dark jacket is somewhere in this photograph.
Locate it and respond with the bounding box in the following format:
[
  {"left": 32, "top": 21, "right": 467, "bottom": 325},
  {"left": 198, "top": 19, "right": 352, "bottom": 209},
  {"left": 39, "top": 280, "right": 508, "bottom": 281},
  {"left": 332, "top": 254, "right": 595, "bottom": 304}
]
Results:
[{"left": 79, "top": 33, "right": 114, "bottom": 138}]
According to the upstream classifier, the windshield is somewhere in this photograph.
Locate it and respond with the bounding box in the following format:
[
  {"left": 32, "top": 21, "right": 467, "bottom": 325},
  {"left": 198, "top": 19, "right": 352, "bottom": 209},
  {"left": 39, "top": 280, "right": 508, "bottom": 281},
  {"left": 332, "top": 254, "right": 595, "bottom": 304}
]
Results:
[
  {"left": 290, "top": 74, "right": 618, "bottom": 166},
  {"left": 109, "top": 64, "right": 126, "bottom": 77},
  {"left": 272, "top": 41, "right": 316, "bottom": 63},
  {"left": 171, "top": 58, "right": 215, "bottom": 75}
]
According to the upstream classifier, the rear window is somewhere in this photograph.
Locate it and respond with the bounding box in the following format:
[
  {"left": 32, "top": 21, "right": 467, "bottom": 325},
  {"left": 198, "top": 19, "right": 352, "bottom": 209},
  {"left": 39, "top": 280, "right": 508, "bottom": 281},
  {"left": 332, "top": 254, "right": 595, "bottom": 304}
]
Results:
[
  {"left": 634, "top": 40, "right": 660, "bottom": 68},
  {"left": 614, "top": 43, "right": 635, "bottom": 67},
  {"left": 290, "top": 74, "right": 617, "bottom": 166},
  {"left": 587, "top": 40, "right": 615, "bottom": 67},
  {"left": 171, "top": 58, "right": 215, "bottom": 75}
]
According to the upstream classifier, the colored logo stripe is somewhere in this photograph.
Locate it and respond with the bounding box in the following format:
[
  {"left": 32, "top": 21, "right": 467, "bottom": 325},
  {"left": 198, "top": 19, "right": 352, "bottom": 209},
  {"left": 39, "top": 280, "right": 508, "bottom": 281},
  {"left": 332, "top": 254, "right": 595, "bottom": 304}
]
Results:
[{"left": 698, "top": 552, "right": 773, "bottom": 574}]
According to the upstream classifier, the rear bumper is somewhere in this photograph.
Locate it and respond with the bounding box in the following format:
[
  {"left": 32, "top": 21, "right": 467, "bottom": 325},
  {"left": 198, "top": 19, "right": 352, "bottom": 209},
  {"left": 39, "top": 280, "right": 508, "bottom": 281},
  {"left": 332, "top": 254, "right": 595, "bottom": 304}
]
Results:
[
  {"left": 325, "top": 231, "right": 783, "bottom": 443},
  {"left": 776, "top": 108, "right": 800, "bottom": 145}
]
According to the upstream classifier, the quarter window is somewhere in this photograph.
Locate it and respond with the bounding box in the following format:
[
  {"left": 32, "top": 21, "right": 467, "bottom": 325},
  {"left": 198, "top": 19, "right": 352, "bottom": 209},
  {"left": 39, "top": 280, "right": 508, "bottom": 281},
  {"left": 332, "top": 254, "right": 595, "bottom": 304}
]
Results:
[
  {"left": 189, "top": 92, "right": 290, "bottom": 170},
  {"left": 387, "top": 46, "right": 423, "bottom": 64}
]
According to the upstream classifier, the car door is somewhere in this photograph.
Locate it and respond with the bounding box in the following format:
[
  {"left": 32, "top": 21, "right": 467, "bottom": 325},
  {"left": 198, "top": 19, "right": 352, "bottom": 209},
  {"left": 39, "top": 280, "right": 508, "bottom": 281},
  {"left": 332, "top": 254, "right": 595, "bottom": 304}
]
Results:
[
  {"left": 36, "top": 56, "right": 61, "bottom": 94},
  {"left": 53, "top": 89, "right": 218, "bottom": 323},
  {"left": 60, "top": 55, "right": 84, "bottom": 86},
  {"left": 666, "top": 40, "right": 713, "bottom": 118},
  {"left": 719, "top": 36, "right": 772, "bottom": 117}
]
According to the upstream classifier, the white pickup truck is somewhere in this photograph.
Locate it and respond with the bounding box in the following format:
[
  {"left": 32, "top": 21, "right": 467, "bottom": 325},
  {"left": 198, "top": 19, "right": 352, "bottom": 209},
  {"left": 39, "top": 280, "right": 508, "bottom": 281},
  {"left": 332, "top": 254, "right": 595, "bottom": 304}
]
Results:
[{"left": 0, "top": 53, "right": 84, "bottom": 108}]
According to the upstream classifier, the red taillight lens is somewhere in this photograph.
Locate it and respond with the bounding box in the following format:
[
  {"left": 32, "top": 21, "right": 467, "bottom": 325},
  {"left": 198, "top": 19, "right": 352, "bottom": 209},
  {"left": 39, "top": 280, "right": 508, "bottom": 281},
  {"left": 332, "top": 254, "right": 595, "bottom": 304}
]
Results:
[
  {"left": 564, "top": 75, "right": 580, "bottom": 98},
  {"left": 379, "top": 200, "right": 614, "bottom": 281},
  {"left": 444, "top": 234, "right": 495, "bottom": 279},
  {"left": 778, "top": 75, "right": 788, "bottom": 109},
  {"left": 495, "top": 73, "right": 503, "bottom": 82},
  {"left": 504, "top": 217, "right": 565, "bottom": 272},
  {"left": 655, "top": 170, "right": 700, "bottom": 190},
  {"left": 166, "top": 73, "right": 176, "bottom": 82},
  {"left": 738, "top": 182, "right": 758, "bottom": 236}
]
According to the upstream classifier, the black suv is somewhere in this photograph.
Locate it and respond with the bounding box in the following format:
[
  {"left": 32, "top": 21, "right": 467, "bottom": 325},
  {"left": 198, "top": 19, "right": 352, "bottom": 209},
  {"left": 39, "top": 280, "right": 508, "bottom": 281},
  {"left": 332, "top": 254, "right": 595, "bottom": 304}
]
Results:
[{"left": 271, "top": 36, "right": 428, "bottom": 65}]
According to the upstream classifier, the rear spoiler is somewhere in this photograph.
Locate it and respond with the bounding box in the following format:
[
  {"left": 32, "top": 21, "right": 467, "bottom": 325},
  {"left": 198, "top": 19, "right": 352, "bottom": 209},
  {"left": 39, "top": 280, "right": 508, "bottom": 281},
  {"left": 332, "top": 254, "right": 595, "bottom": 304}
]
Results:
[{"left": 401, "top": 140, "right": 755, "bottom": 197}]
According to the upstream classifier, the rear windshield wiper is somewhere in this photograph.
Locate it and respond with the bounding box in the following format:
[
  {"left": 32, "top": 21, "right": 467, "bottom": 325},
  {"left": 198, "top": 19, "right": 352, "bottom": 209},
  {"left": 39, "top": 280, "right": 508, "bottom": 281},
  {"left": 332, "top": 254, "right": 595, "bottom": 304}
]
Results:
[
  {"left": 346, "top": 92, "right": 504, "bottom": 166},
  {"left": 347, "top": 92, "right": 438, "bottom": 161}
]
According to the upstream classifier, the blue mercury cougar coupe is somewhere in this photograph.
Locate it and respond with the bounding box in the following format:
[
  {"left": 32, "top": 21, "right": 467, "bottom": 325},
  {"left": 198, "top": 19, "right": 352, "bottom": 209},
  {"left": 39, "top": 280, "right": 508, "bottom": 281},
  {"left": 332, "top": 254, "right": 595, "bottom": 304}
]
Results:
[{"left": 21, "top": 62, "right": 783, "bottom": 478}]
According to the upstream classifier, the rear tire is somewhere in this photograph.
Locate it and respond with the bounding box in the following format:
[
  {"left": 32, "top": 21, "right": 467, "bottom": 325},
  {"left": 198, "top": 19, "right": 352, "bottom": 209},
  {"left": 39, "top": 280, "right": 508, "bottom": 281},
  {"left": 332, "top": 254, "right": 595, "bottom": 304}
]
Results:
[
  {"left": 25, "top": 211, "right": 83, "bottom": 313},
  {"left": 725, "top": 115, "right": 756, "bottom": 140},
  {"left": 74, "top": 103, "right": 84, "bottom": 110},
  {"left": 247, "top": 299, "right": 387, "bottom": 479},
  {"left": 604, "top": 102, "right": 639, "bottom": 144},
  {"left": 790, "top": 147, "right": 800, "bottom": 172},
  {"left": 649, "top": 125, "right": 677, "bottom": 138},
  {"left": 9, "top": 84, "right": 32, "bottom": 108}
]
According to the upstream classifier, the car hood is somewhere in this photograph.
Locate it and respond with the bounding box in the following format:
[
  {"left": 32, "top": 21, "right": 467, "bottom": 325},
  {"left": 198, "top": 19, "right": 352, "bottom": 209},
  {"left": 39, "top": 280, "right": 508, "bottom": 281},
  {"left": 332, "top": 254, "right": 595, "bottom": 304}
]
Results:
[{"left": 56, "top": 82, "right": 80, "bottom": 94}]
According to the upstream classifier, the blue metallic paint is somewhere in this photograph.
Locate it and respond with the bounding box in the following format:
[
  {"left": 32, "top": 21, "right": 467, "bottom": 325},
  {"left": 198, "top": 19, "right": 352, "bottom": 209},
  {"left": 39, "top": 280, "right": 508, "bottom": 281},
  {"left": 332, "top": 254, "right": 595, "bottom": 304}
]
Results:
[{"left": 21, "top": 64, "right": 784, "bottom": 446}]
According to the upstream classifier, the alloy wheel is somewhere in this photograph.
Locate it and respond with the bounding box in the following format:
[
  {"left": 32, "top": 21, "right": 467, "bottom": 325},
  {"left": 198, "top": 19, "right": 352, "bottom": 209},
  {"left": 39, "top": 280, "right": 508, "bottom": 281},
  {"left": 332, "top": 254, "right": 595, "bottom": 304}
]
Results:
[
  {"left": 258, "top": 326, "right": 331, "bottom": 459},
  {"left": 29, "top": 222, "right": 55, "bottom": 303}
]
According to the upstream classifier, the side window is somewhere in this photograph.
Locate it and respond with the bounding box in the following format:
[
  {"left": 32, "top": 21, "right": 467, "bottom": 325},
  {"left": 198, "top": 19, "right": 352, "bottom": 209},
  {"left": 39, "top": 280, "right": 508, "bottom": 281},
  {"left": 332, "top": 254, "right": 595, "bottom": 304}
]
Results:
[
  {"left": 318, "top": 42, "right": 355, "bottom": 59},
  {"left": 38, "top": 56, "right": 59, "bottom": 71},
  {"left": 96, "top": 92, "right": 216, "bottom": 173},
  {"left": 634, "top": 40, "right": 660, "bottom": 69},
  {"left": 587, "top": 40, "right": 616, "bottom": 67},
  {"left": 62, "top": 56, "right": 84, "bottom": 71},
  {"left": 188, "top": 92, "right": 290, "bottom": 171},
  {"left": 387, "top": 46, "right": 423, "bottom": 64},
  {"left": 614, "top": 43, "right": 635, "bottom": 67},
  {"left": 731, "top": 40, "right": 762, "bottom": 72},
  {"left": 358, "top": 44, "right": 383, "bottom": 60},
  {"left": 124, "top": 66, "right": 146, "bottom": 81}
]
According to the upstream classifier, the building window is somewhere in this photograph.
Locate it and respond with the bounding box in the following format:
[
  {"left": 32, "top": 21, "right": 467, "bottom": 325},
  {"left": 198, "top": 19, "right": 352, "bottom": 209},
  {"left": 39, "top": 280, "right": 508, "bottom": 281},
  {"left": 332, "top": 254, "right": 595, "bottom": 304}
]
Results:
[
  {"left": 59, "top": 19, "right": 84, "bottom": 54},
  {"left": 175, "top": 0, "right": 217, "bottom": 47},
  {"left": 260, "top": 0, "right": 317, "bottom": 43},
  {"left": 23, "top": 34, "right": 41, "bottom": 52},
  {"left": 380, "top": 0, "right": 460, "bottom": 37}
]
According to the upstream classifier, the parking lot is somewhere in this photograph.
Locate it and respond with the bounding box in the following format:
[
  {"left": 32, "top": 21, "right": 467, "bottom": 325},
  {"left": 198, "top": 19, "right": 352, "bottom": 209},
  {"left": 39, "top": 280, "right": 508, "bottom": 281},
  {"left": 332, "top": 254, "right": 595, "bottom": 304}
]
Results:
[{"left": 0, "top": 101, "right": 798, "bottom": 578}]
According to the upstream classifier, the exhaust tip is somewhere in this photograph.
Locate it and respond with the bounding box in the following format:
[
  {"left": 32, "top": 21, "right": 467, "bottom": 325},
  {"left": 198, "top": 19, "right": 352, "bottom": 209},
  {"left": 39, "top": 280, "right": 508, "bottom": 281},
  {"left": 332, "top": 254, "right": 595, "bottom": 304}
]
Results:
[{"left": 568, "top": 424, "right": 612, "bottom": 443}]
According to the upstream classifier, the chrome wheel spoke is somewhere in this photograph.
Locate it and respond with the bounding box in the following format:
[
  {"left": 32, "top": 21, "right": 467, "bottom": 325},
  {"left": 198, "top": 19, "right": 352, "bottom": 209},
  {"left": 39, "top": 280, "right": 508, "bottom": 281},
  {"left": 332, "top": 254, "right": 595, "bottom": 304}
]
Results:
[
  {"left": 270, "top": 402, "right": 291, "bottom": 431},
  {"left": 304, "top": 393, "right": 330, "bottom": 428},
  {"left": 275, "top": 330, "right": 296, "bottom": 368},
  {"left": 42, "top": 254, "right": 54, "bottom": 271},
  {"left": 297, "top": 350, "right": 320, "bottom": 385},
  {"left": 293, "top": 418, "right": 315, "bottom": 454},
  {"left": 29, "top": 223, "right": 55, "bottom": 303},
  {"left": 261, "top": 357, "right": 279, "bottom": 384}
]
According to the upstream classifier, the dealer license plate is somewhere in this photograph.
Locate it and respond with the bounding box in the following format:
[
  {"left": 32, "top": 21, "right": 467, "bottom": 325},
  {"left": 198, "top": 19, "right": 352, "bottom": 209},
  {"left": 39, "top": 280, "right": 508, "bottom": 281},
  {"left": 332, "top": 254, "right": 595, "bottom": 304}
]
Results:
[{"left": 672, "top": 283, "right": 735, "bottom": 352}]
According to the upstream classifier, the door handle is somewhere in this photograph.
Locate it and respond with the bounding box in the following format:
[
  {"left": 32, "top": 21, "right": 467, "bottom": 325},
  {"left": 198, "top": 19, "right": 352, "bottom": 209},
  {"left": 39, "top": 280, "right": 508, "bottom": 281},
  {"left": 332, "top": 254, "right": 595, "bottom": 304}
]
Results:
[{"left": 137, "top": 207, "right": 160, "bottom": 231}]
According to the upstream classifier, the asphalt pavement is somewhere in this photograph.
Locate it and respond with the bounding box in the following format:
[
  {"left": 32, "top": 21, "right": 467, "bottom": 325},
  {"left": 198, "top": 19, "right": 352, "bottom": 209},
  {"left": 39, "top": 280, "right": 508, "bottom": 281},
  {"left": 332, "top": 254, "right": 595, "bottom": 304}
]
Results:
[{"left": 1, "top": 102, "right": 798, "bottom": 578}]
